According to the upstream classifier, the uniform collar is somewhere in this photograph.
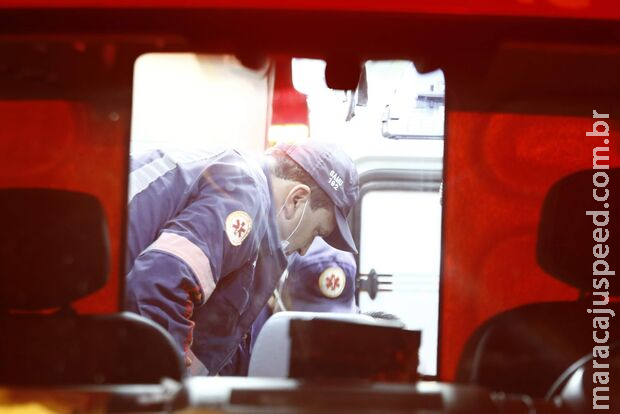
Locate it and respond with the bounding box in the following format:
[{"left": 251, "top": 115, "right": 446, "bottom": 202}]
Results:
[{"left": 261, "top": 160, "right": 287, "bottom": 260}]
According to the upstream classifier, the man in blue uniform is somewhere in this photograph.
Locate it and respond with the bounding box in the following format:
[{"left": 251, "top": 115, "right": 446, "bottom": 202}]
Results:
[{"left": 125, "top": 141, "right": 359, "bottom": 376}]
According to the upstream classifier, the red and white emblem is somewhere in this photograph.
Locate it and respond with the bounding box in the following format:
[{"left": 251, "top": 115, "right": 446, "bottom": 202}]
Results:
[
  {"left": 225, "top": 211, "right": 252, "bottom": 246},
  {"left": 318, "top": 267, "right": 346, "bottom": 298}
]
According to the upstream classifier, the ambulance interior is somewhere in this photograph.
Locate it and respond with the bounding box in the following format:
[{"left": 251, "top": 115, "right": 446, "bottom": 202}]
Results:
[
  {"left": 130, "top": 54, "right": 444, "bottom": 378},
  {"left": 0, "top": 6, "right": 619, "bottom": 413}
]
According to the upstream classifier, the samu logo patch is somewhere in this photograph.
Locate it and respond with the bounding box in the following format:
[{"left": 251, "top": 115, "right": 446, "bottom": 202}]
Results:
[
  {"left": 318, "top": 267, "right": 346, "bottom": 298},
  {"left": 225, "top": 211, "right": 252, "bottom": 246}
]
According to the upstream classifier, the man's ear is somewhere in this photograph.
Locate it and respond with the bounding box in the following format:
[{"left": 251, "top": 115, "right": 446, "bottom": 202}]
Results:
[
  {"left": 281, "top": 184, "right": 310, "bottom": 219},
  {"left": 290, "top": 184, "right": 311, "bottom": 208}
]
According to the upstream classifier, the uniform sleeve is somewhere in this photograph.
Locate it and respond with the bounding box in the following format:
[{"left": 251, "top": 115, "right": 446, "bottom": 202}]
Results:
[
  {"left": 125, "top": 157, "right": 265, "bottom": 368},
  {"left": 162, "top": 159, "right": 264, "bottom": 283},
  {"left": 125, "top": 251, "right": 202, "bottom": 367}
]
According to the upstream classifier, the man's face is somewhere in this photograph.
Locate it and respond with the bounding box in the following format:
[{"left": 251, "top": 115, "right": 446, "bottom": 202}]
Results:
[
  {"left": 286, "top": 206, "right": 336, "bottom": 256},
  {"left": 276, "top": 185, "right": 336, "bottom": 256}
]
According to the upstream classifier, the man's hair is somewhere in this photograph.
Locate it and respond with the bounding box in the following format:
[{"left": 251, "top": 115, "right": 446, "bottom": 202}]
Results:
[{"left": 268, "top": 147, "right": 332, "bottom": 211}]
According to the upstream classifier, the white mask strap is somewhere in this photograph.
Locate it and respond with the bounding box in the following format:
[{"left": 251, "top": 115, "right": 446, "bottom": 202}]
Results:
[
  {"left": 278, "top": 198, "right": 308, "bottom": 254},
  {"left": 285, "top": 200, "right": 308, "bottom": 242}
]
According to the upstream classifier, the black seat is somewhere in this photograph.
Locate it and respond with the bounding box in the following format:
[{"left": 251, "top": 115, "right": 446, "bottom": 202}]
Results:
[
  {"left": 0, "top": 189, "right": 184, "bottom": 386},
  {"left": 547, "top": 342, "right": 619, "bottom": 413},
  {"left": 456, "top": 168, "right": 619, "bottom": 398}
]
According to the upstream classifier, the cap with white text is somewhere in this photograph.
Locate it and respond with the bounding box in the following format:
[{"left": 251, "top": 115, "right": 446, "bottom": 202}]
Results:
[{"left": 272, "top": 141, "right": 359, "bottom": 253}]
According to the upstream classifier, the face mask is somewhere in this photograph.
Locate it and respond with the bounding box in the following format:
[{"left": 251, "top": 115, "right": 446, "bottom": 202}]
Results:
[{"left": 277, "top": 198, "right": 309, "bottom": 254}]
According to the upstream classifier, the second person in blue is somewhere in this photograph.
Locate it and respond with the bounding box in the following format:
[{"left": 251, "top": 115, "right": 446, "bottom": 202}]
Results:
[
  {"left": 280, "top": 236, "right": 359, "bottom": 314},
  {"left": 124, "top": 141, "right": 359, "bottom": 376}
]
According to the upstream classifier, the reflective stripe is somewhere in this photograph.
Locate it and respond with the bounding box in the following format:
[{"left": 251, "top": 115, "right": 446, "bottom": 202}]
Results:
[
  {"left": 145, "top": 232, "right": 216, "bottom": 303},
  {"left": 128, "top": 154, "right": 177, "bottom": 203},
  {"left": 128, "top": 151, "right": 211, "bottom": 203}
]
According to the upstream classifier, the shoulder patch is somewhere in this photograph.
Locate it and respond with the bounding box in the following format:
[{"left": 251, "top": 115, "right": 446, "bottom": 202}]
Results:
[
  {"left": 318, "top": 267, "right": 346, "bottom": 298},
  {"left": 225, "top": 210, "right": 253, "bottom": 246}
]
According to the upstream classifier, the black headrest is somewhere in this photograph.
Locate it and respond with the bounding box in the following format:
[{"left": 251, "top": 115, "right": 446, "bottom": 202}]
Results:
[
  {"left": 0, "top": 312, "right": 185, "bottom": 385},
  {"left": 537, "top": 168, "right": 618, "bottom": 294},
  {"left": 0, "top": 189, "right": 109, "bottom": 310}
]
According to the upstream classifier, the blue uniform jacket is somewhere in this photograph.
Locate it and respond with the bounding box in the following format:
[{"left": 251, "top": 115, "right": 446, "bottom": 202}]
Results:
[{"left": 125, "top": 149, "right": 286, "bottom": 375}]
